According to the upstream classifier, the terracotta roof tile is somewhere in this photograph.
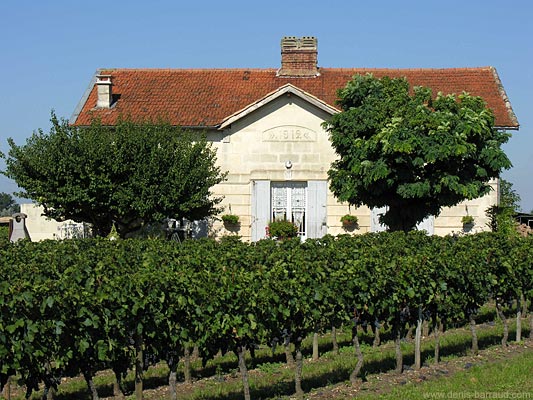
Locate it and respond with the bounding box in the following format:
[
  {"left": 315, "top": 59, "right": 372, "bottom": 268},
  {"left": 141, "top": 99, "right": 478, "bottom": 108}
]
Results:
[{"left": 72, "top": 67, "right": 519, "bottom": 129}]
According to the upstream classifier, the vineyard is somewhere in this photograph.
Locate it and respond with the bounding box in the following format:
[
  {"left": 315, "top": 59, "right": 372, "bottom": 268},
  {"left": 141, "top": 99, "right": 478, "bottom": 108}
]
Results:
[{"left": 0, "top": 232, "right": 532, "bottom": 400}]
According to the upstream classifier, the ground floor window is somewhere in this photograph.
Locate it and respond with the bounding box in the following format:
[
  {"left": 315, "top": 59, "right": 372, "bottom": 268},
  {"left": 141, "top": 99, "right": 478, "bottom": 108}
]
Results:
[
  {"left": 252, "top": 180, "right": 327, "bottom": 241},
  {"left": 271, "top": 182, "right": 307, "bottom": 237}
]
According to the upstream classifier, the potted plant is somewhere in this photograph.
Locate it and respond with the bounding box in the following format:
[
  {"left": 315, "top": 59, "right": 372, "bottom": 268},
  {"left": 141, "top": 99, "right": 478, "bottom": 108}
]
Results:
[
  {"left": 461, "top": 215, "right": 474, "bottom": 232},
  {"left": 222, "top": 214, "right": 240, "bottom": 226},
  {"left": 461, "top": 215, "right": 474, "bottom": 225},
  {"left": 268, "top": 220, "right": 298, "bottom": 240},
  {"left": 340, "top": 214, "right": 358, "bottom": 228}
]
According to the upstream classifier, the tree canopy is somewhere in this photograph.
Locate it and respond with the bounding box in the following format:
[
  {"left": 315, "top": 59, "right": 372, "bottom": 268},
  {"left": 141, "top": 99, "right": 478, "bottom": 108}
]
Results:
[
  {"left": 324, "top": 74, "right": 512, "bottom": 232},
  {"left": 486, "top": 178, "right": 521, "bottom": 234},
  {"left": 2, "top": 114, "right": 226, "bottom": 237},
  {"left": 499, "top": 178, "right": 521, "bottom": 211},
  {"left": 0, "top": 192, "right": 20, "bottom": 217}
]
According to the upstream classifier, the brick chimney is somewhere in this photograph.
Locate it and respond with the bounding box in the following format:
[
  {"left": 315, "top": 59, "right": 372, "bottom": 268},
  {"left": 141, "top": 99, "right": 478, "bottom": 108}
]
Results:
[
  {"left": 96, "top": 74, "right": 113, "bottom": 108},
  {"left": 278, "top": 36, "right": 319, "bottom": 77}
]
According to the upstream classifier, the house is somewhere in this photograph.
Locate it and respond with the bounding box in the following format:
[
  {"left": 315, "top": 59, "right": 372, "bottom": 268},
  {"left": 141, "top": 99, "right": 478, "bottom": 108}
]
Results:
[
  {"left": 19, "top": 204, "right": 90, "bottom": 241},
  {"left": 64, "top": 37, "right": 519, "bottom": 241}
]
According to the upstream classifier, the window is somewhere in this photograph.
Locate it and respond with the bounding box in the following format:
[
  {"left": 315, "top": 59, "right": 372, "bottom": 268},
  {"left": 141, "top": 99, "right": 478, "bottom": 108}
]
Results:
[{"left": 271, "top": 182, "right": 307, "bottom": 237}]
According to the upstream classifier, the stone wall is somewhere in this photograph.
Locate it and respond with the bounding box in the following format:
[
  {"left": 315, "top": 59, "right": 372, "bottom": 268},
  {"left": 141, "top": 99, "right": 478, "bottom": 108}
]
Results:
[{"left": 208, "top": 93, "right": 497, "bottom": 240}]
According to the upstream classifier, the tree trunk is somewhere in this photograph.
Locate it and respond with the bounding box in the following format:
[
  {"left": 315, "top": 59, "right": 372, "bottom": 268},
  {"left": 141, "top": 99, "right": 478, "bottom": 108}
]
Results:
[
  {"left": 285, "top": 341, "right": 294, "bottom": 367},
  {"left": 434, "top": 318, "right": 443, "bottom": 364},
  {"left": 312, "top": 332, "right": 319, "bottom": 361},
  {"left": 135, "top": 332, "right": 144, "bottom": 400},
  {"left": 42, "top": 362, "right": 56, "bottom": 400},
  {"left": 2, "top": 376, "right": 11, "bottom": 400},
  {"left": 422, "top": 320, "right": 429, "bottom": 338},
  {"left": 192, "top": 345, "right": 199, "bottom": 359},
  {"left": 394, "top": 326, "right": 403, "bottom": 374},
  {"left": 113, "top": 370, "right": 126, "bottom": 399},
  {"left": 373, "top": 322, "right": 381, "bottom": 347},
  {"left": 530, "top": 310, "right": 533, "bottom": 341},
  {"left": 183, "top": 346, "right": 192, "bottom": 384},
  {"left": 496, "top": 302, "right": 509, "bottom": 347},
  {"left": 405, "top": 325, "right": 414, "bottom": 341},
  {"left": 414, "top": 312, "right": 423, "bottom": 370},
  {"left": 469, "top": 314, "right": 478, "bottom": 355},
  {"left": 516, "top": 296, "right": 522, "bottom": 342},
  {"left": 350, "top": 322, "right": 364, "bottom": 386},
  {"left": 331, "top": 326, "right": 339, "bottom": 355},
  {"left": 237, "top": 344, "right": 251, "bottom": 400},
  {"left": 41, "top": 385, "right": 55, "bottom": 400},
  {"left": 294, "top": 339, "right": 304, "bottom": 399},
  {"left": 82, "top": 371, "right": 99, "bottom": 400},
  {"left": 168, "top": 359, "right": 178, "bottom": 400}
]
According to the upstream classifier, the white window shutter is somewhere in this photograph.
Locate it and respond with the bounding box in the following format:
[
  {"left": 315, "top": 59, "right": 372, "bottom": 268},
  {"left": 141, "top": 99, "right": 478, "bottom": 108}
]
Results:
[
  {"left": 251, "top": 180, "right": 271, "bottom": 241},
  {"left": 371, "top": 206, "right": 388, "bottom": 232},
  {"left": 416, "top": 216, "right": 434, "bottom": 235},
  {"left": 307, "top": 180, "right": 327, "bottom": 238}
]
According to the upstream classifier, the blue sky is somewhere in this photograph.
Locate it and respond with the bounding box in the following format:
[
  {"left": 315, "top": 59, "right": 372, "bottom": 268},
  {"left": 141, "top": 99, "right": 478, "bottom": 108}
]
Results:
[{"left": 1, "top": 0, "right": 531, "bottom": 211}]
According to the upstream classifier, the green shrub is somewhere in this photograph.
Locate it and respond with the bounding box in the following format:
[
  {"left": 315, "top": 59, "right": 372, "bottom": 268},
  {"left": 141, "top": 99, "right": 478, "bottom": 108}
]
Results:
[
  {"left": 0, "top": 225, "right": 9, "bottom": 248},
  {"left": 268, "top": 220, "right": 298, "bottom": 239}
]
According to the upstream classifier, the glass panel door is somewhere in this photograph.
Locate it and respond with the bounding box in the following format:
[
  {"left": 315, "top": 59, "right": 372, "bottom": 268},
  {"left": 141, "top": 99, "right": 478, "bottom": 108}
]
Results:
[{"left": 271, "top": 182, "right": 307, "bottom": 238}]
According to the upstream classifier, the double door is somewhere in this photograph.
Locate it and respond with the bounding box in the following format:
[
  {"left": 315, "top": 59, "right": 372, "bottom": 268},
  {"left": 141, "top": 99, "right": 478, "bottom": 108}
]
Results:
[{"left": 251, "top": 180, "right": 327, "bottom": 241}]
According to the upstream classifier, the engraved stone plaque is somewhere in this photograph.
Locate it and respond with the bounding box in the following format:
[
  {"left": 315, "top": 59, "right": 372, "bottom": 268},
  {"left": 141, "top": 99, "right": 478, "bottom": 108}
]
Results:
[{"left": 262, "top": 125, "right": 316, "bottom": 142}]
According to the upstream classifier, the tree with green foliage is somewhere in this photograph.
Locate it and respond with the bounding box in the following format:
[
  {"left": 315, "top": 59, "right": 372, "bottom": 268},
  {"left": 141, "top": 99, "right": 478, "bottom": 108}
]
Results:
[
  {"left": 0, "top": 192, "right": 20, "bottom": 216},
  {"left": 499, "top": 179, "right": 521, "bottom": 211},
  {"left": 486, "top": 178, "right": 521, "bottom": 234},
  {"left": 324, "top": 74, "right": 512, "bottom": 232},
  {"left": 2, "top": 114, "right": 226, "bottom": 237}
]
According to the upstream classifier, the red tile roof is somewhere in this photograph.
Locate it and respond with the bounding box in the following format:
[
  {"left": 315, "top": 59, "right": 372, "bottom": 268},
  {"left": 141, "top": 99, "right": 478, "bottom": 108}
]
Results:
[{"left": 71, "top": 67, "right": 519, "bottom": 129}]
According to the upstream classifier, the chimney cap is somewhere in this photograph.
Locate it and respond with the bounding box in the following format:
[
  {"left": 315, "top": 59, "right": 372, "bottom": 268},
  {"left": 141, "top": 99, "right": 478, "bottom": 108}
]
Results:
[
  {"left": 96, "top": 74, "right": 112, "bottom": 84},
  {"left": 281, "top": 36, "right": 317, "bottom": 50}
]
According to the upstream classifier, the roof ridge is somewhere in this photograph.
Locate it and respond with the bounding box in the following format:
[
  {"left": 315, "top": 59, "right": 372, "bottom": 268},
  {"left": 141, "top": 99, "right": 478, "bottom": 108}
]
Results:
[
  {"left": 97, "top": 66, "right": 494, "bottom": 73},
  {"left": 98, "top": 67, "right": 278, "bottom": 72},
  {"left": 319, "top": 66, "right": 494, "bottom": 72}
]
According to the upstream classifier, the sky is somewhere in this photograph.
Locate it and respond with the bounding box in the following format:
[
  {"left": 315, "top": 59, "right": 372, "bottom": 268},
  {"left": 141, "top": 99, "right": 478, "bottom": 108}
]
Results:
[{"left": 1, "top": 0, "right": 531, "bottom": 211}]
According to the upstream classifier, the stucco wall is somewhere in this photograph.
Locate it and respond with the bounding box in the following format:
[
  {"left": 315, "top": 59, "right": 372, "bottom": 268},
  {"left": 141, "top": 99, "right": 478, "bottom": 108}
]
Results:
[
  {"left": 208, "top": 92, "right": 497, "bottom": 240},
  {"left": 20, "top": 204, "right": 89, "bottom": 241}
]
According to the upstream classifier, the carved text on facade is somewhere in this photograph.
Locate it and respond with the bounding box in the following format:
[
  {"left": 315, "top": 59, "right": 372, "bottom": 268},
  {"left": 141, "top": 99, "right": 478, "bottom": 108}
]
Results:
[{"left": 262, "top": 125, "right": 316, "bottom": 142}]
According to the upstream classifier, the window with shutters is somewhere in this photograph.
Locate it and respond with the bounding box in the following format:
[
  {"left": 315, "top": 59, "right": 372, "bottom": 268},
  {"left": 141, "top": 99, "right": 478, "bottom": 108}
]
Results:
[{"left": 271, "top": 182, "right": 307, "bottom": 238}]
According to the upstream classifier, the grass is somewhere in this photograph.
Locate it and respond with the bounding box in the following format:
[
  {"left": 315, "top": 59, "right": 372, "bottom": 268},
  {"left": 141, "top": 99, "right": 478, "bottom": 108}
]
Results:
[
  {"left": 4, "top": 310, "right": 531, "bottom": 399},
  {"left": 359, "top": 350, "right": 533, "bottom": 399}
]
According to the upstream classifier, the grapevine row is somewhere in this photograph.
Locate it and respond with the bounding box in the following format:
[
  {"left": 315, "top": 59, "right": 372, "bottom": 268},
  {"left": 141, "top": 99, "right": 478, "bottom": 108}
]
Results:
[{"left": 0, "top": 232, "right": 532, "bottom": 400}]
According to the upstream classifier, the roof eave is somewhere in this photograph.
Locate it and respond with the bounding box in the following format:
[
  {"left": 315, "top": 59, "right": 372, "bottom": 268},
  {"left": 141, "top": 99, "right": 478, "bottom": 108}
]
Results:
[
  {"left": 489, "top": 66, "right": 519, "bottom": 129},
  {"left": 69, "top": 70, "right": 102, "bottom": 125}
]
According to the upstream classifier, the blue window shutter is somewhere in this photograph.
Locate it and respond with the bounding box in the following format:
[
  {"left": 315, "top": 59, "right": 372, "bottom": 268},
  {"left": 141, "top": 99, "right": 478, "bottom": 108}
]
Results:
[
  {"left": 251, "top": 180, "right": 271, "bottom": 241},
  {"left": 307, "top": 180, "right": 327, "bottom": 238}
]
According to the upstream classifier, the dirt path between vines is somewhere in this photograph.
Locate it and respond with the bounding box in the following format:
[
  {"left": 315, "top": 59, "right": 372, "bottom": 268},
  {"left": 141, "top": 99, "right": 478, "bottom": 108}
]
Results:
[{"left": 137, "top": 340, "right": 532, "bottom": 400}]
